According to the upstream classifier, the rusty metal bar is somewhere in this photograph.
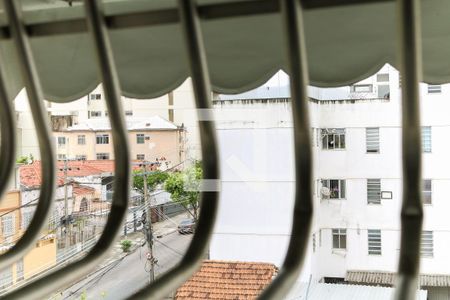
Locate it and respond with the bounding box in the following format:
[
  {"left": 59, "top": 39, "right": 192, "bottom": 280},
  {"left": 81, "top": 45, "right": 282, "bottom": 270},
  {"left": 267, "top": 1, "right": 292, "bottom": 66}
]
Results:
[
  {"left": 258, "top": 0, "right": 313, "bottom": 298},
  {"left": 1, "top": 0, "right": 130, "bottom": 297},
  {"left": 0, "top": 0, "right": 56, "bottom": 271},
  {"left": 394, "top": 0, "right": 423, "bottom": 299},
  {"left": 130, "top": 0, "right": 220, "bottom": 298}
]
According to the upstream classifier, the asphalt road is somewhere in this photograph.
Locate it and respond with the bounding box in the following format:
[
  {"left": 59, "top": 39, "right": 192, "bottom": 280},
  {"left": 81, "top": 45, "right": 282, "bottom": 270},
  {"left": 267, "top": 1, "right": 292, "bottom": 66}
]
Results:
[{"left": 61, "top": 233, "right": 192, "bottom": 300}]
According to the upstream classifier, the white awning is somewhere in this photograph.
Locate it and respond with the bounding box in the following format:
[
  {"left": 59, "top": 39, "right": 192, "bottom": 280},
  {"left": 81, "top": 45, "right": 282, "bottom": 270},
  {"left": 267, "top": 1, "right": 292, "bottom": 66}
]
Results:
[
  {"left": 1, "top": 0, "right": 450, "bottom": 102},
  {"left": 347, "top": 270, "right": 450, "bottom": 287}
]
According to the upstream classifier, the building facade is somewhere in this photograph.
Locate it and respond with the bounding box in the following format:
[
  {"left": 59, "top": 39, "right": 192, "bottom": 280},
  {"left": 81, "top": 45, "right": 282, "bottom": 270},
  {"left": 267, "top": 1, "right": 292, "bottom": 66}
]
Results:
[{"left": 210, "top": 65, "right": 450, "bottom": 297}]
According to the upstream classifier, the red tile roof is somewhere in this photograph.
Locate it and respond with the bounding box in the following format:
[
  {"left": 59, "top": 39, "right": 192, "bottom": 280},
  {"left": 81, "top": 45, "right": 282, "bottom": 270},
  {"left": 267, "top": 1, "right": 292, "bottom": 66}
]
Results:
[
  {"left": 72, "top": 185, "right": 96, "bottom": 196},
  {"left": 175, "top": 260, "right": 277, "bottom": 300},
  {"left": 19, "top": 160, "right": 137, "bottom": 188}
]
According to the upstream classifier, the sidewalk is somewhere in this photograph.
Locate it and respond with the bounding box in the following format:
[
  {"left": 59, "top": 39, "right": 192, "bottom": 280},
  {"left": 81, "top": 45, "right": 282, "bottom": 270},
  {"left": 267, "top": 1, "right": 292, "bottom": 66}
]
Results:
[{"left": 98, "top": 212, "right": 190, "bottom": 268}]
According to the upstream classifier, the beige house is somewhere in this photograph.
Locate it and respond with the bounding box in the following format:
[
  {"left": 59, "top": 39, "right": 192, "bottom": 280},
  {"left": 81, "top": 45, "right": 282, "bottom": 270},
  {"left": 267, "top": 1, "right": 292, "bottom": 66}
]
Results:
[{"left": 53, "top": 116, "right": 185, "bottom": 167}]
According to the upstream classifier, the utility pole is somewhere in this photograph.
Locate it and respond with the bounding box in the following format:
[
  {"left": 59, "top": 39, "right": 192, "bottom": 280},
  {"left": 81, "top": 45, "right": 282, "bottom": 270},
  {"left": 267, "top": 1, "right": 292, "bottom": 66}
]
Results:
[{"left": 142, "top": 161, "right": 155, "bottom": 282}]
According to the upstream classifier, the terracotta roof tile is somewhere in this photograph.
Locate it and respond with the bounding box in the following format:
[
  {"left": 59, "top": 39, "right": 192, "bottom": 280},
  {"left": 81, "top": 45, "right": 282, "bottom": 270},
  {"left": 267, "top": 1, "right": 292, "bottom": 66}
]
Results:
[
  {"left": 72, "top": 185, "right": 96, "bottom": 196},
  {"left": 175, "top": 260, "right": 277, "bottom": 300}
]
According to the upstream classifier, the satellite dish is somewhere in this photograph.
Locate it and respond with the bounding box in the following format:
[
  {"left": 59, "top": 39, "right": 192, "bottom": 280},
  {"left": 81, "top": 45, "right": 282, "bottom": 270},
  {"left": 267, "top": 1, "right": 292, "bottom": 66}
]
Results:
[{"left": 321, "top": 187, "right": 331, "bottom": 197}]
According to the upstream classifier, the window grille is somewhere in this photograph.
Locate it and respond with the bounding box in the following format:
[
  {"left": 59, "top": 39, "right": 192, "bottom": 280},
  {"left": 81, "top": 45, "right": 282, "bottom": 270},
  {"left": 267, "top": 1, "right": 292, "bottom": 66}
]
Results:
[
  {"left": 0, "top": 0, "right": 425, "bottom": 299},
  {"left": 367, "top": 179, "right": 381, "bottom": 204},
  {"left": 77, "top": 135, "right": 86, "bottom": 145},
  {"left": 366, "top": 127, "right": 380, "bottom": 153},
  {"left": 321, "top": 128, "right": 345, "bottom": 150},
  {"left": 2, "top": 215, "right": 15, "bottom": 237},
  {"left": 368, "top": 229, "right": 382, "bottom": 255},
  {"left": 321, "top": 179, "right": 346, "bottom": 199},
  {"left": 96, "top": 134, "right": 109, "bottom": 144},
  {"left": 136, "top": 133, "right": 145, "bottom": 144}
]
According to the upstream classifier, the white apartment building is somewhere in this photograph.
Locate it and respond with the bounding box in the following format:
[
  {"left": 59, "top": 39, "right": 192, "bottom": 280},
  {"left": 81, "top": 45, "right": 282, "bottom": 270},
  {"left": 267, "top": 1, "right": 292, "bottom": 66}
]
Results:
[
  {"left": 210, "top": 65, "right": 450, "bottom": 298},
  {"left": 14, "top": 79, "right": 201, "bottom": 160}
]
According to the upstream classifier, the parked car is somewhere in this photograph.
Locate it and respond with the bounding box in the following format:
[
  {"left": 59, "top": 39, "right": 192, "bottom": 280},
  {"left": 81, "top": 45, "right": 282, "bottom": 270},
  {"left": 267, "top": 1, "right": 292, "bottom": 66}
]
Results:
[{"left": 178, "top": 219, "right": 195, "bottom": 234}]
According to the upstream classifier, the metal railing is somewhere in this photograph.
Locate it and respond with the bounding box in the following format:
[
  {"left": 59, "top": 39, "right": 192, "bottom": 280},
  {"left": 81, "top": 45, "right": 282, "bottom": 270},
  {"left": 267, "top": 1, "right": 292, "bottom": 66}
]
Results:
[{"left": 0, "top": 0, "right": 423, "bottom": 299}]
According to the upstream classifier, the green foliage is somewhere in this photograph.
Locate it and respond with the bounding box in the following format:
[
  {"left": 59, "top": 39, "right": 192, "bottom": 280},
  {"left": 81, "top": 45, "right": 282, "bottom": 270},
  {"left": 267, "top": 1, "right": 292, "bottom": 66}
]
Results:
[
  {"left": 120, "top": 240, "right": 132, "bottom": 252},
  {"left": 132, "top": 170, "right": 169, "bottom": 193},
  {"left": 164, "top": 161, "right": 203, "bottom": 220},
  {"left": 16, "top": 154, "right": 33, "bottom": 164},
  {"left": 80, "top": 291, "right": 87, "bottom": 300}
]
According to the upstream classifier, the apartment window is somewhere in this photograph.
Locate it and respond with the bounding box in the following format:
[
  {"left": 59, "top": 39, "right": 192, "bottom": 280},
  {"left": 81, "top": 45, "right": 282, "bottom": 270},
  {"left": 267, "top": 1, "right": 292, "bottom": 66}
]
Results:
[
  {"left": 321, "top": 128, "right": 345, "bottom": 150},
  {"left": 377, "top": 73, "right": 389, "bottom": 82},
  {"left": 378, "top": 84, "right": 390, "bottom": 99},
  {"left": 421, "top": 231, "right": 433, "bottom": 258},
  {"left": 137, "top": 154, "right": 145, "bottom": 160},
  {"left": 21, "top": 211, "right": 33, "bottom": 229},
  {"left": 57, "top": 136, "right": 66, "bottom": 146},
  {"left": 368, "top": 229, "right": 382, "bottom": 255},
  {"left": 76, "top": 155, "right": 87, "bottom": 161},
  {"left": 96, "top": 153, "right": 110, "bottom": 160},
  {"left": 367, "top": 179, "right": 381, "bottom": 204},
  {"left": 2, "top": 215, "right": 14, "bottom": 237},
  {"left": 125, "top": 110, "right": 133, "bottom": 116},
  {"left": 423, "top": 180, "right": 432, "bottom": 205},
  {"left": 57, "top": 154, "right": 67, "bottom": 160},
  {"left": 422, "top": 126, "right": 432, "bottom": 153},
  {"left": 136, "top": 134, "right": 145, "bottom": 144},
  {"left": 96, "top": 134, "right": 109, "bottom": 144},
  {"left": 0, "top": 268, "right": 12, "bottom": 290},
  {"left": 366, "top": 127, "right": 380, "bottom": 153},
  {"left": 16, "top": 259, "right": 24, "bottom": 281},
  {"left": 332, "top": 229, "right": 346, "bottom": 250},
  {"left": 89, "top": 111, "right": 101, "bottom": 118},
  {"left": 427, "top": 84, "right": 442, "bottom": 94},
  {"left": 350, "top": 84, "right": 373, "bottom": 93},
  {"left": 77, "top": 135, "right": 86, "bottom": 145},
  {"left": 321, "top": 179, "right": 345, "bottom": 199},
  {"left": 105, "top": 111, "right": 108, "bottom": 117},
  {"left": 90, "top": 93, "right": 101, "bottom": 100},
  {"left": 312, "top": 233, "right": 316, "bottom": 253}
]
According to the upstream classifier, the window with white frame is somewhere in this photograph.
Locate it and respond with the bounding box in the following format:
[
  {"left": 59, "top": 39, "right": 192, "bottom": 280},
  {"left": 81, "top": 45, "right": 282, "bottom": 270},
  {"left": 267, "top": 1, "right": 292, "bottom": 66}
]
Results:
[
  {"left": 96, "top": 153, "right": 110, "bottom": 160},
  {"left": 21, "top": 210, "right": 33, "bottom": 229},
  {"left": 57, "top": 136, "right": 66, "bottom": 147},
  {"left": 0, "top": 267, "right": 12, "bottom": 290},
  {"left": 366, "top": 127, "right": 380, "bottom": 153},
  {"left": 321, "top": 179, "right": 346, "bottom": 199},
  {"left": 350, "top": 84, "right": 373, "bottom": 93},
  {"left": 136, "top": 134, "right": 145, "bottom": 144},
  {"left": 136, "top": 154, "right": 145, "bottom": 160},
  {"left": 321, "top": 128, "right": 345, "bottom": 150},
  {"left": 332, "top": 229, "right": 346, "bottom": 250},
  {"left": 77, "top": 135, "right": 86, "bottom": 145},
  {"left": 76, "top": 155, "right": 87, "bottom": 161},
  {"left": 376, "top": 74, "right": 390, "bottom": 99},
  {"left": 422, "top": 126, "right": 432, "bottom": 153},
  {"left": 57, "top": 154, "right": 66, "bottom": 160},
  {"left": 423, "top": 179, "right": 432, "bottom": 205},
  {"left": 427, "top": 84, "right": 442, "bottom": 94},
  {"left": 89, "top": 111, "right": 102, "bottom": 118},
  {"left": 312, "top": 233, "right": 316, "bottom": 253},
  {"left": 367, "top": 179, "right": 381, "bottom": 204},
  {"left": 421, "top": 231, "right": 434, "bottom": 257},
  {"left": 96, "top": 134, "right": 109, "bottom": 144},
  {"left": 377, "top": 73, "right": 389, "bottom": 82},
  {"left": 2, "top": 215, "right": 14, "bottom": 237},
  {"left": 90, "top": 93, "right": 101, "bottom": 100},
  {"left": 368, "top": 229, "right": 382, "bottom": 255},
  {"left": 16, "top": 259, "right": 24, "bottom": 281}
]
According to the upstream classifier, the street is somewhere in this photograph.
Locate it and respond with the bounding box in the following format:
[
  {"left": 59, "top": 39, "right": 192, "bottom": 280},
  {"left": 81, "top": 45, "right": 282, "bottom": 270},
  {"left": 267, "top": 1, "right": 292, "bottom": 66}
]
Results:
[{"left": 60, "top": 233, "right": 192, "bottom": 300}]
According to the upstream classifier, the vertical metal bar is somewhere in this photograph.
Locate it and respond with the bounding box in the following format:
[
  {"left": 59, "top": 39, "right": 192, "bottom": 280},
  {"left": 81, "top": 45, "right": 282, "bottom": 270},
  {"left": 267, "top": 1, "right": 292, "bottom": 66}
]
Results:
[
  {"left": 0, "top": 0, "right": 56, "bottom": 270},
  {"left": 258, "top": 0, "right": 313, "bottom": 299},
  {"left": 0, "top": 61, "right": 16, "bottom": 202},
  {"left": 1, "top": 0, "right": 130, "bottom": 297},
  {"left": 130, "top": 0, "right": 220, "bottom": 298},
  {"left": 394, "top": 0, "right": 423, "bottom": 299}
]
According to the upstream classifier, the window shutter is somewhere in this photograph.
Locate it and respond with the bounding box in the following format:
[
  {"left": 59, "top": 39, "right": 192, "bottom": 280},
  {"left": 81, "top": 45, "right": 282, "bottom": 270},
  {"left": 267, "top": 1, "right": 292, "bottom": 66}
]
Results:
[
  {"left": 421, "top": 231, "right": 434, "bottom": 257},
  {"left": 368, "top": 229, "right": 382, "bottom": 255},
  {"left": 427, "top": 84, "right": 441, "bottom": 93},
  {"left": 366, "top": 127, "right": 380, "bottom": 153},
  {"left": 421, "top": 127, "right": 432, "bottom": 153},
  {"left": 367, "top": 179, "right": 381, "bottom": 204}
]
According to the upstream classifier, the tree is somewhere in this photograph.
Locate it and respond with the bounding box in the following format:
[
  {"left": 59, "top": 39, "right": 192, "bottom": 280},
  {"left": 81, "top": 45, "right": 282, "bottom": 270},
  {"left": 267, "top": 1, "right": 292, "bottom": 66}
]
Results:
[
  {"left": 164, "top": 162, "right": 202, "bottom": 221},
  {"left": 132, "top": 170, "right": 169, "bottom": 193}
]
